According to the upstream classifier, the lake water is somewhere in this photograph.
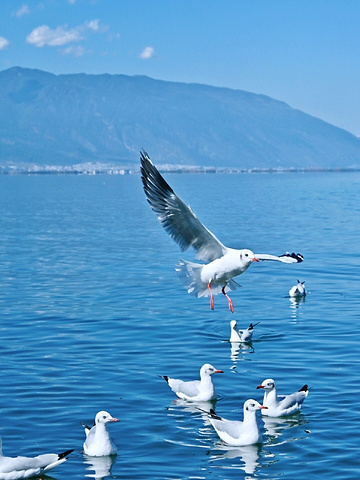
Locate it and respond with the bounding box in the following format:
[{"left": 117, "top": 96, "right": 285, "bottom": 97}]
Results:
[{"left": 0, "top": 170, "right": 359, "bottom": 480}]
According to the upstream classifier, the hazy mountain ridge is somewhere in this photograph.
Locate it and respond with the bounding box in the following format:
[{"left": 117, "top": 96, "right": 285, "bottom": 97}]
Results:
[{"left": 1, "top": 66, "right": 360, "bottom": 170}]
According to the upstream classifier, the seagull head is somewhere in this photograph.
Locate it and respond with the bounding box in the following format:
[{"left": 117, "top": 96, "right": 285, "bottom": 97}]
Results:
[
  {"left": 95, "top": 411, "right": 119, "bottom": 425},
  {"left": 244, "top": 399, "right": 268, "bottom": 412},
  {"left": 239, "top": 249, "right": 259, "bottom": 264},
  {"left": 256, "top": 378, "right": 276, "bottom": 391},
  {"left": 200, "top": 363, "right": 224, "bottom": 377}
]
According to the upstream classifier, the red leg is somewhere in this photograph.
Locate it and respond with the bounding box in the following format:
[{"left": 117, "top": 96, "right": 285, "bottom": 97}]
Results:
[
  {"left": 208, "top": 282, "right": 214, "bottom": 310},
  {"left": 222, "top": 286, "right": 234, "bottom": 313}
]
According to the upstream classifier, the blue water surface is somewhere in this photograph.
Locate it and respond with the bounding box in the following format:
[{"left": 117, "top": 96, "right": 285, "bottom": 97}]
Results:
[{"left": 0, "top": 171, "right": 359, "bottom": 480}]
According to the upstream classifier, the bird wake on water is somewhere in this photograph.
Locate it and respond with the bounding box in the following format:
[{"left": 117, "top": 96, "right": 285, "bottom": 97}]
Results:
[{"left": 140, "top": 150, "right": 303, "bottom": 312}]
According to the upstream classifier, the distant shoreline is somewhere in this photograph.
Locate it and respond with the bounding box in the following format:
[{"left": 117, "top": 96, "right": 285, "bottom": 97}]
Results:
[{"left": 1, "top": 165, "right": 360, "bottom": 175}]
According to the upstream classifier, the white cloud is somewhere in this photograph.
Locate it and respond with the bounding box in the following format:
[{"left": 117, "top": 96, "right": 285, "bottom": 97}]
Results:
[
  {"left": 26, "top": 25, "right": 83, "bottom": 47},
  {"left": 61, "top": 45, "right": 85, "bottom": 57},
  {"left": 86, "top": 19, "right": 100, "bottom": 32},
  {"left": 0, "top": 36, "right": 10, "bottom": 50},
  {"left": 139, "top": 46, "right": 155, "bottom": 59},
  {"left": 16, "top": 5, "right": 30, "bottom": 17},
  {"left": 26, "top": 20, "right": 105, "bottom": 49}
]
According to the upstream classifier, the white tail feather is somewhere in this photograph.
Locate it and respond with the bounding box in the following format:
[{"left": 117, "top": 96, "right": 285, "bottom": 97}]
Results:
[
  {"left": 176, "top": 260, "right": 241, "bottom": 298},
  {"left": 176, "top": 260, "right": 208, "bottom": 297}
]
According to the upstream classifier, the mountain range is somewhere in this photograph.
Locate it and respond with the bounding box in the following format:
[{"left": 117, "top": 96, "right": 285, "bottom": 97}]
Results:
[{"left": 1, "top": 66, "right": 360, "bottom": 172}]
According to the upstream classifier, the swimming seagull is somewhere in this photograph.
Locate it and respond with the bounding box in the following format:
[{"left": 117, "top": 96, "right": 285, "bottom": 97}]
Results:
[
  {"left": 230, "top": 320, "right": 260, "bottom": 343},
  {"left": 256, "top": 378, "right": 309, "bottom": 417},
  {"left": 159, "top": 363, "right": 223, "bottom": 402},
  {"left": 140, "top": 150, "right": 303, "bottom": 312},
  {"left": 0, "top": 436, "right": 73, "bottom": 480},
  {"left": 83, "top": 411, "right": 119, "bottom": 457},
  {"left": 289, "top": 280, "right": 306, "bottom": 298},
  {"left": 202, "top": 399, "right": 267, "bottom": 446}
]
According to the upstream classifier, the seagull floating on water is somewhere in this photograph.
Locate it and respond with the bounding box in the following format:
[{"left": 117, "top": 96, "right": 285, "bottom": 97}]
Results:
[
  {"left": 204, "top": 399, "right": 267, "bottom": 446},
  {"left": 159, "top": 363, "right": 223, "bottom": 402},
  {"left": 140, "top": 150, "right": 303, "bottom": 312},
  {"left": 289, "top": 280, "right": 306, "bottom": 298},
  {"left": 0, "top": 436, "right": 73, "bottom": 480},
  {"left": 230, "top": 320, "right": 260, "bottom": 343},
  {"left": 256, "top": 378, "right": 309, "bottom": 417},
  {"left": 83, "top": 411, "right": 119, "bottom": 457}
]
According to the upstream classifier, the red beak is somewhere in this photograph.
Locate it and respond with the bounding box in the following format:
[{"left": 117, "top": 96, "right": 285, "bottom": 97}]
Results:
[
  {"left": 256, "top": 384, "right": 264, "bottom": 389},
  {"left": 259, "top": 405, "right": 268, "bottom": 409},
  {"left": 215, "top": 370, "right": 224, "bottom": 374},
  {"left": 110, "top": 418, "right": 120, "bottom": 422},
  {"left": 252, "top": 257, "right": 260, "bottom": 262}
]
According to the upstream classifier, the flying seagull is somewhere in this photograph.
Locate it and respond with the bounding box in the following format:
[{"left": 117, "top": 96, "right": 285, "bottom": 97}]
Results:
[{"left": 140, "top": 150, "right": 303, "bottom": 312}]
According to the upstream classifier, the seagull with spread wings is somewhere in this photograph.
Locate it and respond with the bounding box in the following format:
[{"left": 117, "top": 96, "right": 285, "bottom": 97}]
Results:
[{"left": 140, "top": 150, "right": 303, "bottom": 312}]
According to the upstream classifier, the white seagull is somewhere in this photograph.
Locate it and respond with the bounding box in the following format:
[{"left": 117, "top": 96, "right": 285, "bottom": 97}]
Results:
[
  {"left": 140, "top": 150, "right": 303, "bottom": 312},
  {"left": 289, "top": 279, "right": 306, "bottom": 298},
  {"left": 230, "top": 320, "right": 260, "bottom": 343},
  {"left": 160, "top": 363, "right": 223, "bottom": 402},
  {"left": 256, "top": 378, "right": 309, "bottom": 417},
  {"left": 204, "top": 399, "right": 267, "bottom": 446},
  {"left": 83, "top": 411, "right": 119, "bottom": 457},
  {"left": 0, "top": 436, "right": 73, "bottom": 480}
]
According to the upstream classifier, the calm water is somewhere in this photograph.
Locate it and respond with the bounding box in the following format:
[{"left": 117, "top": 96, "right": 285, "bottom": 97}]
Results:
[{"left": 0, "top": 171, "right": 359, "bottom": 480}]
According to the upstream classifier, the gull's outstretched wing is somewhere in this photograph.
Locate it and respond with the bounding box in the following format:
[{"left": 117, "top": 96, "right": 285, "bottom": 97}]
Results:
[
  {"left": 140, "top": 150, "right": 227, "bottom": 263},
  {"left": 255, "top": 252, "right": 304, "bottom": 264}
]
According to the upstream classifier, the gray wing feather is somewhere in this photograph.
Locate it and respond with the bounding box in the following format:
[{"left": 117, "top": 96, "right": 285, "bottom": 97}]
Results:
[
  {"left": 210, "top": 417, "right": 244, "bottom": 437},
  {"left": 84, "top": 426, "right": 96, "bottom": 449},
  {"left": 0, "top": 454, "right": 58, "bottom": 472},
  {"left": 278, "top": 391, "right": 306, "bottom": 409},
  {"left": 140, "top": 150, "right": 227, "bottom": 262},
  {"left": 178, "top": 380, "right": 201, "bottom": 397}
]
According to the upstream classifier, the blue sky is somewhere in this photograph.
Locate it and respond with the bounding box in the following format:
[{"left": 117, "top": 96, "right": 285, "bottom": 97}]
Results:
[{"left": 1, "top": 0, "right": 359, "bottom": 136}]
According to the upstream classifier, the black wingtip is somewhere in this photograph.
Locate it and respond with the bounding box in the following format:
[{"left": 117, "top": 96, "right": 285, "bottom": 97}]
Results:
[
  {"left": 249, "top": 322, "right": 260, "bottom": 330},
  {"left": 209, "top": 408, "right": 222, "bottom": 420},
  {"left": 299, "top": 384, "right": 309, "bottom": 392},
  {"left": 196, "top": 407, "right": 222, "bottom": 420},
  {"left": 58, "top": 449, "right": 74, "bottom": 460},
  {"left": 139, "top": 149, "right": 175, "bottom": 198},
  {"left": 140, "top": 149, "right": 152, "bottom": 177},
  {"left": 140, "top": 148, "right": 151, "bottom": 164},
  {"left": 158, "top": 375, "right": 170, "bottom": 384},
  {"left": 281, "top": 252, "right": 304, "bottom": 263}
]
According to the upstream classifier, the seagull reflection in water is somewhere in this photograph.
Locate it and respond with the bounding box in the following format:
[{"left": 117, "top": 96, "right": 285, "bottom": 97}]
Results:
[
  {"left": 209, "top": 443, "right": 261, "bottom": 476},
  {"left": 289, "top": 294, "right": 306, "bottom": 323},
  {"left": 83, "top": 454, "right": 116, "bottom": 480},
  {"left": 170, "top": 398, "right": 217, "bottom": 423},
  {"left": 230, "top": 340, "right": 255, "bottom": 361}
]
